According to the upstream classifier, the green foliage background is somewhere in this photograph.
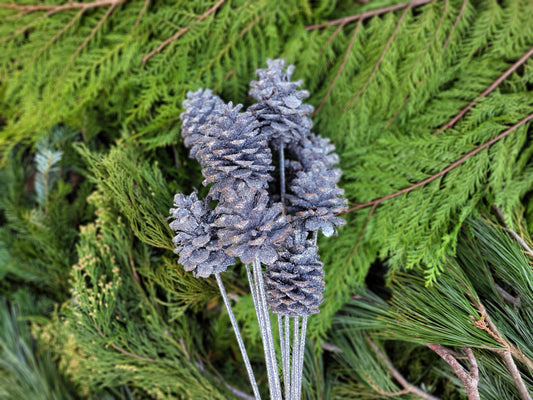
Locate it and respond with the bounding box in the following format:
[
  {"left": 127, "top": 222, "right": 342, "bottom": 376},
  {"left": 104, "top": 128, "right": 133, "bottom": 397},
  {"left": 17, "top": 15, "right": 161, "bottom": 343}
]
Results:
[{"left": 1, "top": 0, "right": 532, "bottom": 399}]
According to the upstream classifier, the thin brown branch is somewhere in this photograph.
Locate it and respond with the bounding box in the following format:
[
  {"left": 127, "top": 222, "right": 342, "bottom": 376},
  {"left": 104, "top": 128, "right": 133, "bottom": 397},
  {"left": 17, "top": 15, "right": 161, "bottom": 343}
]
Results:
[
  {"left": 442, "top": 0, "right": 467, "bottom": 51},
  {"left": 433, "top": 46, "right": 533, "bottom": 135},
  {"left": 324, "top": 22, "right": 346, "bottom": 48},
  {"left": 0, "top": 12, "right": 49, "bottom": 44},
  {"left": 343, "top": 4, "right": 410, "bottom": 112},
  {"left": 495, "top": 284, "right": 521, "bottom": 307},
  {"left": 0, "top": 0, "right": 125, "bottom": 13},
  {"left": 343, "top": 112, "right": 533, "bottom": 214},
  {"left": 95, "top": 325, "right": 157, "bottom": 362},
  {"left": 367, "top": 338, "right": 442, "bottom": 400},
  {"left": 341, "top": 203, "right": 376, "bottom": 271},
  {"left": 427, "top": 344, "right": 479, "bottom": 400},
  {"left": 305, "top": 0, "right": 435, "bottom": 30},
  {"left": 141, "top": 0, "right": 226, "bottom": 64},
  {"left": 314, "top": 20, "right": 362, "bottom": 116},
  {"left": 492, "top": 205, "right": 533, "bottom": 258},
  {"left": 475, "top": 304, "right": 533, "bottom": 400}
]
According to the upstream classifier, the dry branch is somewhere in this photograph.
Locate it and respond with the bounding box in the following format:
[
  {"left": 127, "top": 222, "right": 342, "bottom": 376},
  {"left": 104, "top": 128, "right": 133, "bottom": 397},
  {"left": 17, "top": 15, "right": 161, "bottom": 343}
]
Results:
[
  {"left": 305, "top": 0, "right": 436, "bottom": 30},
  {"left": 141, "top": 0, "right": 225, "bottom": 64},
  {"left": 0, "top": 0, "right": 126, "bottom": 13},
  {"left": 441, "top": 0, "right": 467, "bottom": 50},
  {"left": 367, "top": 337, "right": 442, "bottom": 400},
  {"left": 343, "top": 112, "right": 533, "bottom": 214},
  {"left": 427, "top": 344, "right": 479, "bottom": 400}
]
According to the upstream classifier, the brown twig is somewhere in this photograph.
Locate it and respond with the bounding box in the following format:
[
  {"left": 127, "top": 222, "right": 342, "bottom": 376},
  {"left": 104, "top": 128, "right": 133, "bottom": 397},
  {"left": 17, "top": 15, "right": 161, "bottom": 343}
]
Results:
[
  {"left": 343, "top": 112, "right": 533, "bottom": 214},
  {"left": 343, "top": 4, "right": 410, "bottom": 111},
  {"left": 427, "top": 344, "right": 479, "bottom": 400},
  {"left": 314, "top": 20, "right": 362, "bottom": 116},
  {"left": 433, "top": 46, "right": 533, "bottom": 135},
  {"left": 492, "top": 205, "right": 533, "bottom": 258},
  {"left": 324, "top": 22, "right": 346, "bottom": 48},
  {"left": 441, "top": 0, "right": 467, "bottom": 51},
  {"left": 141, "top": 0, "right": 226, "bottom": 64},
  {"left": 367, "top": 337, "right": 442, "bottom": 400},
  {"left": 305, "top": 0, "right": 435, "bottom": 30},
  {"left": 495, "top": 284, "right": 521, "bottom": 307},
  {"left": 0, "top": 0, "right": 125, "bottom": 13},
  {"left": 474, "top": 304, "right": 533, "bottom": 400},
  {"left": 95, "top": 325, "right": 157, "bottom": 362}
]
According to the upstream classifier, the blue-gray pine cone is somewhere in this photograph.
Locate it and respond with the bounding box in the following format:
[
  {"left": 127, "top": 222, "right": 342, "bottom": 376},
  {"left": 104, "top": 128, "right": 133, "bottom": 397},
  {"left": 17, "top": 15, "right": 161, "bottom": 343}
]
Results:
[
  {"left": 291, "top": 133, "right": 340, "bottom": 171},
  {"left": 180, "top": 88, "right": 225, "bottom": 161},
  {"left": 198, "top": 102, "right": 274, "bottom": 198},
  {"left": 214, "top": 182, "right": 290, "bottom": 265},
  {"left": 169, "top": 192, "right": 235, "bottom": 278},
  {"left": 248, "top": 59, "right": 314, "bottom": 145},
  {"left": 288, "top": 161, "right": 347, "bottom": 237},
  {"left": 265, "top": 234, "right": 324, "bottom": 316}
]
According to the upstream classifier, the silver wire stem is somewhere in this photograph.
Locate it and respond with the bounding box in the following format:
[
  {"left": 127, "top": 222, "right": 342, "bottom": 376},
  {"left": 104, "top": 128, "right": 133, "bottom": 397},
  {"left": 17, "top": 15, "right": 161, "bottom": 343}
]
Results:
[
  {"left": 296, "top": 315, "right": 308, "bottom": 400},
  {"left": 279, "top": 142, "right": 286, "bottom": 209},
  {"left": 291, "top": 317, "right": 300, "bottom": 400},
  {"left": 215, "top": 273, "right": 262, "bottom": 400}
]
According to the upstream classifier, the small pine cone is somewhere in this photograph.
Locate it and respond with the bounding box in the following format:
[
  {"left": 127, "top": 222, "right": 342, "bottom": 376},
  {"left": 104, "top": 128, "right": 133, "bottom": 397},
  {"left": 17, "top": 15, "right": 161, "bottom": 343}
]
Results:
[
  {"left": 214, "top": 182, "right": 290, "bottom": 265},
  {"left": 290, "top": 133, "right": 340, "bottom": 172},
  {"left": 288, "top": 161, "right": 347, "bottom": 237},
  {"left": 169, "top": 192, "right": 235, "bottom": 278},
  {"left": 180, "top": 88, "right": 225, "bottom": 161},
  {"left": 248, "top": 59, "right": 314, "bottom": 145},
  {"left": 198, "top": 102, "right": 274, "bottom": 198},
  {"left": 265, "top": 234, "right": 324, "bottom": 316}
]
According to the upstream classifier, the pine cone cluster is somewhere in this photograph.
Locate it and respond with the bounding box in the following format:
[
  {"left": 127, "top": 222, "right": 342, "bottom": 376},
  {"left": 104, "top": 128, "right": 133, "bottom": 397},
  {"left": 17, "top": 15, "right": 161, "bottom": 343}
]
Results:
[{"left": 169, "top": 59, "right": 347, "bottom": 316}]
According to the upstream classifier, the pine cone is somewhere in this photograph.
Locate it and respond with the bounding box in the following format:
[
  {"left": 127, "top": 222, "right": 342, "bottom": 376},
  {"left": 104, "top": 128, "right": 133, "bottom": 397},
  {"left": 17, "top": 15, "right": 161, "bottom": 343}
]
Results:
[
  {"left": 290, "top": 133, "right": 340, "bottom": 171},
  {"left": 214, "top": 182, "right": 290, "bottom": 265},
  {"left": 198, "top": 102, "right": 274, "bottom": 198},
  {"left": 288, "top": 161, "right": 347, "bottom": 237},
  {"left": 265, "top": 233, "right": 324, "bottom": 316},
  {"left": 169, "top": 192, "right": 235, "bottom": 278},
  {"left": 248, "top": 59, "right": 314, "bottom": 145},
  {"left": 180, "top": 88, "right": 225, "bottom": 161}
]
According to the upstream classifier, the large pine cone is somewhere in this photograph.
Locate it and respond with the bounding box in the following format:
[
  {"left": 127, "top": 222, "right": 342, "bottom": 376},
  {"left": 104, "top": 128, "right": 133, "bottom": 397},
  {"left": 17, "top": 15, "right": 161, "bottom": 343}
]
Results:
[
  {"left": 169, "top": 192, "right": 235, "bottom": 278},
  {"left": 214, "top": 183, "right": 290, "bottom": 265},
  {"left": 198, "top": 103, "right": 274, "bottom": 198},
  {"left": 248, "top": 59, "right": 314, "bottom": 146},
  {"left": 180, "top": 88, "right": 225, "bottom": 161},
  {"left": 265, "top": 234, "right": 324, "bottom": 316}
]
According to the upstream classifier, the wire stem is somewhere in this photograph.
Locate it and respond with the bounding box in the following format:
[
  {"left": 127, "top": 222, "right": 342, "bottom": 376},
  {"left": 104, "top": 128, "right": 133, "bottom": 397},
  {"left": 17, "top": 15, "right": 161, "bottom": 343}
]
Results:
[
  {"left": 291, "top": 317, "right": 300, "bottom": 400},
  {"left": 215, "top": 273, "right": 261, "bottom": 400},
  {"left": 279, "top": 142, "right": 286, "bottom": 210},
  {"left": 296, "top": 316, "right": 308, "bottom": 400}
]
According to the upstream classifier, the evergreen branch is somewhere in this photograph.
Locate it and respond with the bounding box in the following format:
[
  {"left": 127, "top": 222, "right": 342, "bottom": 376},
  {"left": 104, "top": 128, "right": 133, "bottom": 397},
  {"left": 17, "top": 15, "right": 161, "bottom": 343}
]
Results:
[
  {"left": 305, "top": 0, "right": 435, "bottom": 30},
  {"left": 66, "top": 2, "right": 118, "bottom": 67},
  {"left": 343, "top": 4, "right": 411, "bottom": 112},
  {"left": 134, "top": 0, "right": 149, "bottom": 27},
  {"left": 141, "top": 0, "right": 226, "bottom": 64},
  {"left": 0, "top": 0, "right": 126, "bottom": 13},
  {"left": 33, "top": 8, "right": 85, "bottom": 61},
  {"left": 0, "top": 12, "right": 50, "bottom": 44},
  {"left": 367, "top": 337, "right": 442, "bottom": 400},
  {"left": 314, "top": 20, "right": 362, "bottom": 115},
  {"left": 441, "top": 0, "right": 467, "bottom": 51},
  {"left": 342, "top": 203, "right": 376, "bottom": 274},
  {"left": 492, "top": 205, "right": 533, "bottom": 258},
  {"left": 388, "top": 0, "right": 449, "bottom": 125},
  {"left": 343, "top": 112, "right": 533, "bottom": 214},
  {"left": 426, "top": 344, "right": 479, "bottom": 400},
  {"left": 433, "top": 46, "right": 533, "bottom": 135},
  {"left": 94, "top": 325, "right": 157, "bottom": 363},
  {"left": 495, "top": 284, "right": 520, "bottom": 307},
  {"left": 324, "top": 22, "right": 346, "bottom": 48}
]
